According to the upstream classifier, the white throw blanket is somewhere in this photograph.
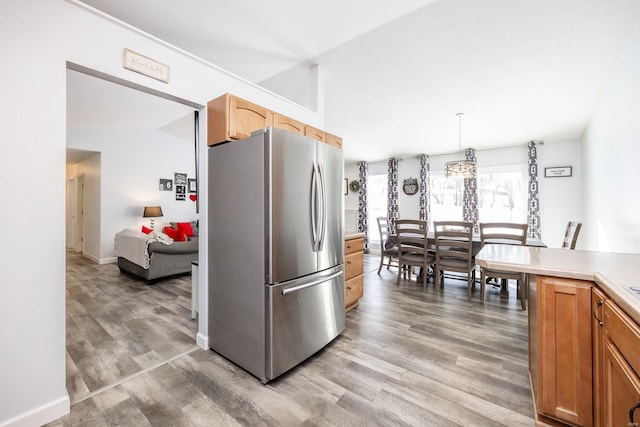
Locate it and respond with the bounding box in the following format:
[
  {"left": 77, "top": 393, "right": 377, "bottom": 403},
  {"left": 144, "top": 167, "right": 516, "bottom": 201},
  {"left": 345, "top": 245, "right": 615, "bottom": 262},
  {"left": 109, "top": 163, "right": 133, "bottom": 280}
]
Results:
[{"left": 114, "top": 228, "right": 173, "bottom": 269}]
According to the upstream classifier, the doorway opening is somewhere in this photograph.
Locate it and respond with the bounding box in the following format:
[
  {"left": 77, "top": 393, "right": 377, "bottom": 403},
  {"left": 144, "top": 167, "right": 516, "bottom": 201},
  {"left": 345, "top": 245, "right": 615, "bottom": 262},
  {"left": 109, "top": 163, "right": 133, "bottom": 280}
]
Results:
[{"left": 65, "top": 65, "right": 204, "bottom": 405}]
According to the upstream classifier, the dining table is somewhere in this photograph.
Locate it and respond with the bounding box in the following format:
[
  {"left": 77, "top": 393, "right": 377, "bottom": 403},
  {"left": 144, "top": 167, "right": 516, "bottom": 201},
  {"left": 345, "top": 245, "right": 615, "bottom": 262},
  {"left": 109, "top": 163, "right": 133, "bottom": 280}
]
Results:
[
  {"left": 386, "top": 231, "right": 546, "bottom": 287},
  {"left": 385, "top": 231, "right": 546, "bottom": 255}
]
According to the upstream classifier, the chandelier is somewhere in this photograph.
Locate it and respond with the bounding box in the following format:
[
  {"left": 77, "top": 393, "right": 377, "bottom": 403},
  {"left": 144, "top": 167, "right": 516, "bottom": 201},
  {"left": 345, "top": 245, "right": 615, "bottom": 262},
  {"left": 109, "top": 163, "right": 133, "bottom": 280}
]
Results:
[{"left": 444, "top": 112, "right": 476, "bottom": 178}]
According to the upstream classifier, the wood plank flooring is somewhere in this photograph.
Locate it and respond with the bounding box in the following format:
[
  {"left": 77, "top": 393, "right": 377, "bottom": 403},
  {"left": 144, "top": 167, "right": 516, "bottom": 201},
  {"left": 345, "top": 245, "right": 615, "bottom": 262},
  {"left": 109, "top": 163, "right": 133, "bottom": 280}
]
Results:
[{"left": 49, "top": 252, "right": 534, "bottom": 426}]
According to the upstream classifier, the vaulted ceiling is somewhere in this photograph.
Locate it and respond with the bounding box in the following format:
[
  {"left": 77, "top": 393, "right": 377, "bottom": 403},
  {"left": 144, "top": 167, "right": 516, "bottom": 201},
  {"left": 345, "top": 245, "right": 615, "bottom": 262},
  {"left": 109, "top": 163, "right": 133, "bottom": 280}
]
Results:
[{"left": 73, "top": 0, "right": 640, "bottom": 162}]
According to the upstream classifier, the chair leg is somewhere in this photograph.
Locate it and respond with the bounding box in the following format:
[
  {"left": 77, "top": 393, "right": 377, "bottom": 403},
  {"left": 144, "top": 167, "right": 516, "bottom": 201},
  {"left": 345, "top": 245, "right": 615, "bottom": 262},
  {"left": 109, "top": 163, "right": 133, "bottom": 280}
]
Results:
[
  {"left": 519, "top": 279, "right": 527, "bottom": 311},
  {"left": 467, "top": 269, "right": 475, "bottom": 302},
  {"left": 378, "top": 255, "right": 384, "bottom": 275},
  {"left": 396, "top": 264, "right": 402, "bottom": 286},
  {"left": 480, "top": 269, "right": 486, "bottom": 303}
]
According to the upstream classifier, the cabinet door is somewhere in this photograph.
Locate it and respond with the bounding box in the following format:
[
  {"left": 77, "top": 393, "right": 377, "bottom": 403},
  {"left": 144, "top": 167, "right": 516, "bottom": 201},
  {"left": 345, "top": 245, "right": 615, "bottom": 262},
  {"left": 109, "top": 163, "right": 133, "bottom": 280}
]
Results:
[
  {"left": 228, "top": 96, "right": 273, "bottom": 140},
  {"left": 304, "top": 125, "right": 326, "bottom": 142},
  {"left": 537, "top": 276, "right": 593, "bottom": 426},
  {"left": 592, "top": 287, "right": 606, "bottom": 427},
  {"left": 273, "top": 113, "right": 304, "bottom": 135},
  {"left": 603, "top": 340, "right": 640, "bottom": 427},
  {"left": 603, "top": 300, "right": 640, "bottom": 426},
  {"left": 326, "top": 132, "right": 343, "bottom": 149}
]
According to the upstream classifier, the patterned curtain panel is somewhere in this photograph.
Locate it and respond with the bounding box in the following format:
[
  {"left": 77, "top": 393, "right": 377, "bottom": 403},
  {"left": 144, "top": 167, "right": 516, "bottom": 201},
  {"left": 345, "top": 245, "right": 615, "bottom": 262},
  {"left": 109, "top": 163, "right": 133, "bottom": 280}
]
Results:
[
  {"left": 387, "top": 158, "right": 399, "bottom": 234},
  {"left": 419, "top": 154, "right": 431, "bottom": 223},
  {"left": 357, "top": 161, "right": 370, "bottom": 253},
  {"left": 527, "top": 141, "right": 541, "bottom": 238},
  {"left": 463, "top": 148, "right": 479, "bottom": 234}
]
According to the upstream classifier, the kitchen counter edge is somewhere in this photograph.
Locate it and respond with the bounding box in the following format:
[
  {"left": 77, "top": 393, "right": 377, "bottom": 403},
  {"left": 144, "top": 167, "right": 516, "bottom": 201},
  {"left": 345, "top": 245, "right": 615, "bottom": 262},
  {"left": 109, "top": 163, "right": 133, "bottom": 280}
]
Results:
[
  {"left": 344, "top": 232, "right": 365, "bottom": 241},
  {"left": 475, "top": 245, "right": 640, "bottom": 324}
]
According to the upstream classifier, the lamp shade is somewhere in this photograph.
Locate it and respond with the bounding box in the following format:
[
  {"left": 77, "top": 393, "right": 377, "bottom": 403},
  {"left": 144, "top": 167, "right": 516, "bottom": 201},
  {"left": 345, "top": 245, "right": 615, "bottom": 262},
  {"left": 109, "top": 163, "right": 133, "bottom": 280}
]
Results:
[{"left": 143, "top": 206, "right": 163, "bottom": 218}]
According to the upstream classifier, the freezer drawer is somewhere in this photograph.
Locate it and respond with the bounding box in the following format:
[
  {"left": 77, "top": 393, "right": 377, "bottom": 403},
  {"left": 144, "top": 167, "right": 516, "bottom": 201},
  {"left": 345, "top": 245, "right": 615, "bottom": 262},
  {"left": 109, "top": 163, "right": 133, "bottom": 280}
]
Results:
[{"left": 266, "top": 265, "right": 345, "bottom": 382}]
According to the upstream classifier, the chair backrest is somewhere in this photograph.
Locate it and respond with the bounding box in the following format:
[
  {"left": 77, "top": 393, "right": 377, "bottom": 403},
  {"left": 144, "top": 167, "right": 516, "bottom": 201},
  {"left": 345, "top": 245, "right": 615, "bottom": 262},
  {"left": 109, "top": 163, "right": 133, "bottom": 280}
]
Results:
[
  {"left": 562, "top": 221, "right": 582, "bottom": 250},
  {"left": 434, "top": 221, "right": 473, "bottom": 265},
  {"left": 395, "top": 219, "right": 429, "bottom": 259},
  {"left": 480, "top": 222, "right": 528, "bottom": 246},
  {"left": 377, "top": 217, "right": 390, "bottom": 243}
]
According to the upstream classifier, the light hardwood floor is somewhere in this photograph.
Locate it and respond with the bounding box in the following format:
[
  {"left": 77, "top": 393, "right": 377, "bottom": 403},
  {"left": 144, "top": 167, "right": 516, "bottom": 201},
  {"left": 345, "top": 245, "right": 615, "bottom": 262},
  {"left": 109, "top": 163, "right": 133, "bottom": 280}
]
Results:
[{"left": 49, "top": 252, "right": 534, "bottom": 426}]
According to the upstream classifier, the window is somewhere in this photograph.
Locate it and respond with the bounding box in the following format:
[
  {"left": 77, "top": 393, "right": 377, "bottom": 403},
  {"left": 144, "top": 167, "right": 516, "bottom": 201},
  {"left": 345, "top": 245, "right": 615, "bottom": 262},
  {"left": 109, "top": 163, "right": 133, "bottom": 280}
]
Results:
[
  {"left": 429, "top": 164, "right": 527, "bottom": 228},
  {"left": 429, "top": 172, "right": 464, "bottom": 229},
  {"left": 367, "top": 173, "right": 387, "bottom": 251},
  {"left": 477, "top": 165, "right": 527, "bottom": 223}
]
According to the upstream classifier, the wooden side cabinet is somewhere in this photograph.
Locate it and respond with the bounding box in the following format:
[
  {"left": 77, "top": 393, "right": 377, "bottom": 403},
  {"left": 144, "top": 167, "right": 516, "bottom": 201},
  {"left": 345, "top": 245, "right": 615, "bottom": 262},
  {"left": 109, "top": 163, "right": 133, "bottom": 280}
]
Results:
[
  {"left": 537, "top": 276, "right": 593, "bottom": 426},
  {"left": 344, "top": 236, "right": 364, "bottom": 311},
  {"left": 603, "top": 301, "right": 640, "bottom": 427}
]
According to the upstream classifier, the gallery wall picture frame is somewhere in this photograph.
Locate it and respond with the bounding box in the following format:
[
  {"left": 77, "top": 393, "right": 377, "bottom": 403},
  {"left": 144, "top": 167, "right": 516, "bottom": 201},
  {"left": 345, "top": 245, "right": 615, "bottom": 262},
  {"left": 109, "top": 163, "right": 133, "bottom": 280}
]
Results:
[
  {"left": 344, "top": 178, "right": 348, "bottom": 196},
  {"left": 176, "top": 184, "right": 186, "bottom": 200},
  {"left": 188, "top": 178, "right": 197, "bottom": 193},
  {"left": 159, "top": 179, "right": 173, "bottom": 191},
  {"left": 544, "top": 166, "right": 572, "bottom": 178}
]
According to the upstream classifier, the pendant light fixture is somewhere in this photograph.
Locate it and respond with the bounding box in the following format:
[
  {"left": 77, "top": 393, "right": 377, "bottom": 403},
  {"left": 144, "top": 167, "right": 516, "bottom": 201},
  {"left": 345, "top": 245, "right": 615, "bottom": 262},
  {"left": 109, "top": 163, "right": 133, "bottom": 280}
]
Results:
[{"left": 444, "top": 112, "right": 476, "bottom": 178}]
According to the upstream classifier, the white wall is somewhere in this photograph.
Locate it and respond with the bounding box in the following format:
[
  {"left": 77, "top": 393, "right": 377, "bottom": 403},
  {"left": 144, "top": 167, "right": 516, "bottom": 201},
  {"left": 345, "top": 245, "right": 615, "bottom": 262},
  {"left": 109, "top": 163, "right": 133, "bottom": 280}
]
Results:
[
  {"left": 0, "top": 1, "right": 323, "bottom": 425},
  {"left": 67, "top": 127, "right": 197, "bottom": 262},
  {"left": 582, "top": 24, "right": 640, "bottom": 253},
  {"left": 537, "top": 139, "right": 582, "bottom": 248}
]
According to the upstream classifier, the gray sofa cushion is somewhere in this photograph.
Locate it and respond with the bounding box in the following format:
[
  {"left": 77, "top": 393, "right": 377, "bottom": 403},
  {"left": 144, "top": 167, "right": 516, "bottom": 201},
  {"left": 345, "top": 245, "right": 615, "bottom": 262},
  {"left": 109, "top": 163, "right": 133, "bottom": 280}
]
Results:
[{"left": 148, "top": 237, "right": 198, "bottom": 254}]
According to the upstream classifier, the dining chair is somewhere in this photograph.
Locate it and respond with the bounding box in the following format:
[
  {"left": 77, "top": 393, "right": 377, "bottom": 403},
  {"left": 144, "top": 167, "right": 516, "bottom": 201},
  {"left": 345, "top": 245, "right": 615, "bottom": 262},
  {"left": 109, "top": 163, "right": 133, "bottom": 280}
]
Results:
[
  {"left": 395, "top": 219, "right": 435, "bottom": 287},
  {"left": 479, "top": 222, "right": 529, "bottom": 310},
  {"left": 433, "top": 221, "right": 475, "bottom": 301},
  {"left": 376, "top": 216, "right": 399, "bottom": 274},
  {"left": 561, "top": 221, "right": 582, "bottom": 250}
]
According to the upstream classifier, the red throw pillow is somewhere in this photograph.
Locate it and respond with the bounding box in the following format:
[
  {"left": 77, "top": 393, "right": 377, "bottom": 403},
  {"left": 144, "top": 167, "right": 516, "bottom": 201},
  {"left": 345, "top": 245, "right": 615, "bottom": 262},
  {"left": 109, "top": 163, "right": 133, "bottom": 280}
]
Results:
[
  {"left": 141, "top": 226, "right": 152, "bottom": 235},
  {"left": 163, "top": 226, "right": 186, "bottom": 242},
  {"left": 176, "top": 222, "right": 194, "bottom": 237}
]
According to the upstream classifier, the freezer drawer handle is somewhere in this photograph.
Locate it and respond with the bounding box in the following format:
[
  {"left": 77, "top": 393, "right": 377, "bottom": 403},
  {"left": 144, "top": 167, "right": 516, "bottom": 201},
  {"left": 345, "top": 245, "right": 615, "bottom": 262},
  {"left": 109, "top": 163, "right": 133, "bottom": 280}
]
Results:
[{"left": 281, "top": 271, "right": 344, "bottom": 296}]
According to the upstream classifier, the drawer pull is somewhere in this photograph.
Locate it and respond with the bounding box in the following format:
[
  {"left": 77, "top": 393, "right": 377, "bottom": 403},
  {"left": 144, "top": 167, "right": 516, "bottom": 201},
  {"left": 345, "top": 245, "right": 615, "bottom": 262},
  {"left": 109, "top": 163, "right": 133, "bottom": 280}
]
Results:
[
  {"left": 347, "top": 286, "right": 352, "bottom": 290},
  {"left": 593, "top": 299, "right": 604, "bottom": 327},
  {"left": 630, "top": 401, "right": 640, "bottom": 426},
  {"left": 347, "top": 245, "right": 352, "bottom": 249},
  {"left": 347, "top": 261, "right": 352, "bottom": 265}
]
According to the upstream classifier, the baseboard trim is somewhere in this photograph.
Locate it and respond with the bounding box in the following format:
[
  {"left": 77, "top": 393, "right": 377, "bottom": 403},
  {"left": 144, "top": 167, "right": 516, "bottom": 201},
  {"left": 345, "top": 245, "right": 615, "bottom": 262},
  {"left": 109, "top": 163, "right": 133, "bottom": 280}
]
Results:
[
  {"left": 1, "top": 394, "right": 69, "bottom": 427},
  {"left": 99, "top": 257, "right": 117, "bottom": 264},
  {"left": 196, "top": 332, "right": 209, "bottom": 350}
]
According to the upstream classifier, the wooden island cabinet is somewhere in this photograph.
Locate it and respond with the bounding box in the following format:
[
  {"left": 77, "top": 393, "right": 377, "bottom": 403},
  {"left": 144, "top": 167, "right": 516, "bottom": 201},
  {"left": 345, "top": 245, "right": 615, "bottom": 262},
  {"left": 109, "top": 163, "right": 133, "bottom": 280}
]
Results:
[
  {"left": 344, "top": 234, "right": 364, "bottom": 311},
  {"left": 475, "top": 247, "right": 640, "bottom": 427},
  {"left": 207, "top": 93, "right": 342, "bottom": 148}
]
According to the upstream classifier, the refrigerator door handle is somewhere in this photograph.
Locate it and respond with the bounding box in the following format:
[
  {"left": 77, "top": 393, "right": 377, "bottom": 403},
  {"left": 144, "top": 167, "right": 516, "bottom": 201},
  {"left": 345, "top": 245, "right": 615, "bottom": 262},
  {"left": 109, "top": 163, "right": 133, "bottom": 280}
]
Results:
[
  {"left": 281, "top": 270, "right": 344, "bottom": 296},
  {"left": 310, "top": 163, "right": 318, "bottom": 251},
  {"left": 317, "top": 162, "right": 327, "bottom": 251}
]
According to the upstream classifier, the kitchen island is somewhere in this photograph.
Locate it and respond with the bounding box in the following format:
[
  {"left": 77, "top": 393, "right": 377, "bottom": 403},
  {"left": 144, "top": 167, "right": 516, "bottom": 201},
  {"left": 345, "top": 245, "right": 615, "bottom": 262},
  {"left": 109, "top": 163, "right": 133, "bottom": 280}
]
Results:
[{"left": 476, "top": 245, "right": 640, "bottom": 427}]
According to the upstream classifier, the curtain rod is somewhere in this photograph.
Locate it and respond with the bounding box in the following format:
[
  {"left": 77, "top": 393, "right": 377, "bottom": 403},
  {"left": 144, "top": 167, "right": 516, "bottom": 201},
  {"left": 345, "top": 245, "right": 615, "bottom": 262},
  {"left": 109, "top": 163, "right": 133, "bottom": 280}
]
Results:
[{"left": 347, "top": 140, "right": 543, "bottom": 165}]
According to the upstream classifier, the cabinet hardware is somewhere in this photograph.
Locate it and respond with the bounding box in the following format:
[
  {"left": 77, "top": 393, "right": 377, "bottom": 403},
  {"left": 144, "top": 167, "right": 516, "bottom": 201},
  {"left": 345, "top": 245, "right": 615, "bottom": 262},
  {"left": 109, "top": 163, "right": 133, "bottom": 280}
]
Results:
[
  {"left": 593, "top": 299, "right": 604, "bottom": 326},
  {"left": 630, "top": 401, "right": 640, "bottom": 426}
]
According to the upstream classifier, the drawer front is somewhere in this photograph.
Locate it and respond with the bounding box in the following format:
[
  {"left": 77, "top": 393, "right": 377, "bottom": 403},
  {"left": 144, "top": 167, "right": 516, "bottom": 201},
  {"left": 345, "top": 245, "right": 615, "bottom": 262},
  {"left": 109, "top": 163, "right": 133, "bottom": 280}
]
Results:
[
  {"left": 345, "top": 275, "right": 363, "bottom": 307},
  {"left": 345, "top": 238, "right": 364, "bottom": 255},
  {"left": 604, "top": 301, "right": 640, "bottom": 376},
  {"left": 345, "top": 252, "right": 364, "bottom": 280}
]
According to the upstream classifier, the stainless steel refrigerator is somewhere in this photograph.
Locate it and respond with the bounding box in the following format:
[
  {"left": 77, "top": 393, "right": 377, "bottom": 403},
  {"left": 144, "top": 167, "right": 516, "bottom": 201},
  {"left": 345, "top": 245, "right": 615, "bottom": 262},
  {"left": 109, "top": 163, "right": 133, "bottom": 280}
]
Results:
[{"left": 208, "top": 127, "right": 345, "bottom": 383}]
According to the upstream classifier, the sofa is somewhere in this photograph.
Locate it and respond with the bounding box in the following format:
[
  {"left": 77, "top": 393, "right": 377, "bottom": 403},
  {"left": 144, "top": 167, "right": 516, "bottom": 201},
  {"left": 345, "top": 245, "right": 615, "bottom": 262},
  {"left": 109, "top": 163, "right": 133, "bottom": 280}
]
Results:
[{"left": 114, "top": 222, "right": 199, "bottom": 282}]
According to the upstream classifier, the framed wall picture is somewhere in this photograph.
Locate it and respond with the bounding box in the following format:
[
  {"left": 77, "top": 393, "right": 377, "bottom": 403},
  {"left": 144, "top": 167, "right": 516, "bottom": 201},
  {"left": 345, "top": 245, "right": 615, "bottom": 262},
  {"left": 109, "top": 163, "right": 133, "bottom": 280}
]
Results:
[
  {"left": 176, "top": 184, "right": 186, "bottom": 200},
  {"left": 159, "top": 179, "right": 173, "bottom": 191},
  {"left": 544, "top": 166, "right": 572, "bottom": 178},
  {"left": 188, "top": 178, "right": 197, "bottom": 193}
]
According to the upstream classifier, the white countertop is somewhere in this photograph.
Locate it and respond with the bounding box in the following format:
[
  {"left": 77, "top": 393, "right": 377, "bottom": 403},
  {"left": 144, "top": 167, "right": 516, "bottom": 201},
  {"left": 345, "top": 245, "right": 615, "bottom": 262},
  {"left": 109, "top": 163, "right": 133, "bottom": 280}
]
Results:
[
  {"left": 475, "top": 245, "right": 640, "bottom": 324},
  {"left": 344, "top": 232, "right": 364, "bottom": 240}
]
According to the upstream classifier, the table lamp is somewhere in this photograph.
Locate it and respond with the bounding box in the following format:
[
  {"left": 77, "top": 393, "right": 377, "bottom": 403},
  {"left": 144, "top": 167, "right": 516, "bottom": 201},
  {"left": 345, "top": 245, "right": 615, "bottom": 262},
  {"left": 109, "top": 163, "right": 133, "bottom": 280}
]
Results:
[{"left": 143, "top": 205, "right": 163, "bottom": 229}]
